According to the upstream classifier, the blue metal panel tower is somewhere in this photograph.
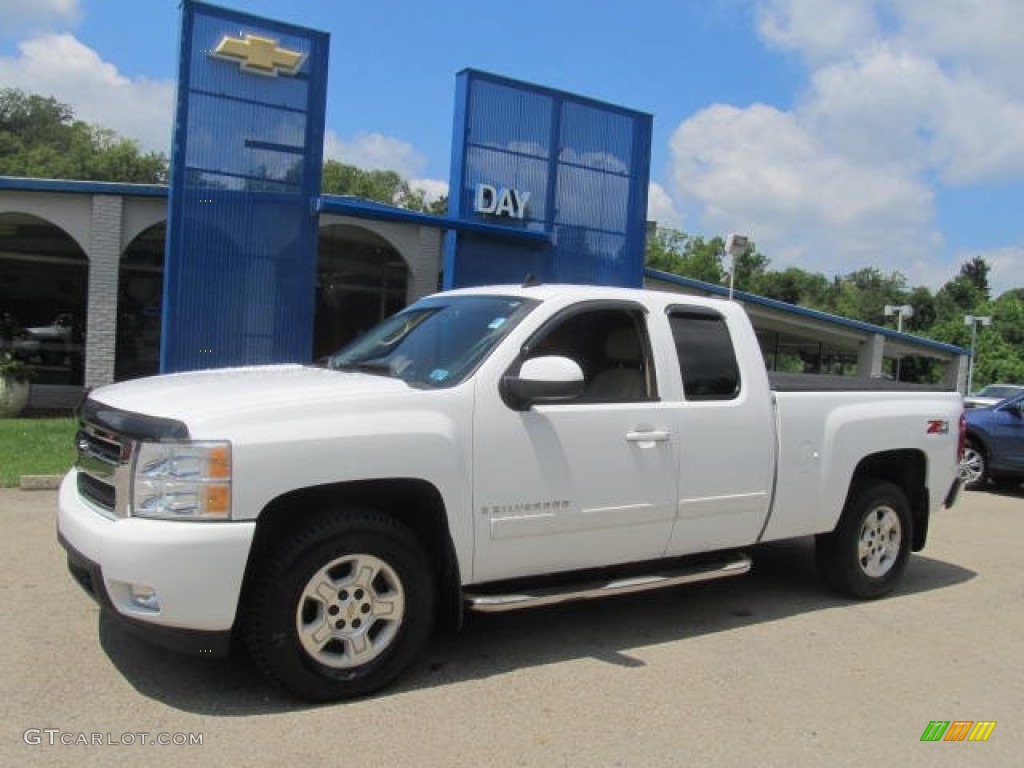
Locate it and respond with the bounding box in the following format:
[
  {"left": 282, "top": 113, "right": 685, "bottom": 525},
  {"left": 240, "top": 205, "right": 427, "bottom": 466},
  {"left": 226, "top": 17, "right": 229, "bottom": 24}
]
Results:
[
  {"left": 444, "top": 70, "right": 652, "bottom": 290},
  {"left": 162, "top": 1, "right": 329, "bottom": 373}
]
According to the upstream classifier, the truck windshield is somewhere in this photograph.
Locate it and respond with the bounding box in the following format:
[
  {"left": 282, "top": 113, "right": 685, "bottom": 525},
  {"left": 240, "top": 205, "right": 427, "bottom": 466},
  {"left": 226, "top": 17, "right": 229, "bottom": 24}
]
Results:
[{"left": 327, "top": 295, "right": 537, "bottom": 388}]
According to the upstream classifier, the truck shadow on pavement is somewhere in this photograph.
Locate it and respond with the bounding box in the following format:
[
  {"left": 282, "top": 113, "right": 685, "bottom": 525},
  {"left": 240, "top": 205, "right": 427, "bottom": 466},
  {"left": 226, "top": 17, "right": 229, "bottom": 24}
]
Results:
[{"left": 98, "top": 537, "right": 975, "bottom": 715}]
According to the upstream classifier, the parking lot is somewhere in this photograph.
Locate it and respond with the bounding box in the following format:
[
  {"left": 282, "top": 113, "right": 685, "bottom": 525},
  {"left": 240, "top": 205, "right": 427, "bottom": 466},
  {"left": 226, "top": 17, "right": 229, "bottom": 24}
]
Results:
[{"left": 1, "top": 486, "right": 1020, "bottom": 767}]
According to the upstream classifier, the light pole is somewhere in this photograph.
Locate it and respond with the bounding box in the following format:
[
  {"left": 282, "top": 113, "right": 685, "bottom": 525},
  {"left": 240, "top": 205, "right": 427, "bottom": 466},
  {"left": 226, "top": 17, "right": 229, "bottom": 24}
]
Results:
[
  {"left": 964, "top": 314, "right": 992, "bottom": 394},
  {"left": 725, "top": 233, "right": 749, "bottom": 301},
  {"left": 884, "top": 304, "right": 914, "bottom": 380}
]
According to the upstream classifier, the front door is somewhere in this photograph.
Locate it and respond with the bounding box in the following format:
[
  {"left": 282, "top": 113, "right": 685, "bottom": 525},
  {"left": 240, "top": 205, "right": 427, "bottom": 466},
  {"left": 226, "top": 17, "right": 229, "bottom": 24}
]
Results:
[
  {"left": 987, "top": 398, "right": 1024, "bottom": 474},
  {"left": 471, "top": 303, "right": 679, "bottom": 583}
]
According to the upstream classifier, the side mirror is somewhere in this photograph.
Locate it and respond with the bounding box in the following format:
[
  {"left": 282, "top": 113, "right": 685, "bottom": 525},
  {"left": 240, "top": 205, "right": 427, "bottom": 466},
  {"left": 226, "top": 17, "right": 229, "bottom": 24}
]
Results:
[{"left": 502, "top": 356, "right": 584, "bottom": 411}]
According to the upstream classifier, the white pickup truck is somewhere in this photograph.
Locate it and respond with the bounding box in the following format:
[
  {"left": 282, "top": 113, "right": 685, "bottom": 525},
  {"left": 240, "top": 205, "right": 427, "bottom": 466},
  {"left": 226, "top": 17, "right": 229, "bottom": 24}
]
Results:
[{"left": 58, "top": 284, "right": 964, "bottom": 700}]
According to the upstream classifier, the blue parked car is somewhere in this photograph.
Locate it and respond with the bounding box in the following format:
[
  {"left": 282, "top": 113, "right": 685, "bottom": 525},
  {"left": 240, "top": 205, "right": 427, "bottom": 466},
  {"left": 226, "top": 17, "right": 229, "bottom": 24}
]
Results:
[{"left": 961, "top": 392, "right": 1024, "bottom": 488}]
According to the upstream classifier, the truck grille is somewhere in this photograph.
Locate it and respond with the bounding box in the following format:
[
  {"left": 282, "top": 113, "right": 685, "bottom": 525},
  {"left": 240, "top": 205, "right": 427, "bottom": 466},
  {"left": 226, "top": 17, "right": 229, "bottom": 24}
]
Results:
[
  {"left": 77, "top": 471, "right": 117, "bottom": 510},
  {"left": 76, "top": 421, "right": 133, "bottom": 517}
]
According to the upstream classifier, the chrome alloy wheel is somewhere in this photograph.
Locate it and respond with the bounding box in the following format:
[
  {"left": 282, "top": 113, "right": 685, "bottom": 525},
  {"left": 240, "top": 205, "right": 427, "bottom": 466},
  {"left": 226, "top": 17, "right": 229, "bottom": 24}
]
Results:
[
  {"left": 296, "top": 554, "right": 406, "bottom": 669},
  {"left": 858, "top": 505, "right": 902, "bottom": 579},
  {"left": 959, "top": 445, "right": 985, "bottom": 486}
]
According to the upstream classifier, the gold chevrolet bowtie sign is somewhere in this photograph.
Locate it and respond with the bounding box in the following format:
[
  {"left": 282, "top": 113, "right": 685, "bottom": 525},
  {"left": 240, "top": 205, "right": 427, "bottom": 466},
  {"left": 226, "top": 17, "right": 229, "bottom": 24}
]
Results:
[{"left": 212, "top": 33, "right": 304, "bottom": 76}]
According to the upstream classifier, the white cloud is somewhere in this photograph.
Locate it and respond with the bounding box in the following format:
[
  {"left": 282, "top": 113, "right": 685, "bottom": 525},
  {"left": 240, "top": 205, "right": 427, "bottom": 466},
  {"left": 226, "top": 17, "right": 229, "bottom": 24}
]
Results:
[
  {"left": 666, "top": 0, "right": 1024, "bottom": 285},
  {"left": 893, "top": 0, "right": 1024, "bottom": 96},
  {"left": 759, "top": 0, "right": 1024, "bottom": 184},
  {"left": 0, "top": 0, "right": 79, "bottom": 37},
  {"left": 323, "top": 130, "right": 427, "bottom": 179},
  {"left": 0, "top": 33, "right": 174, "bottom": 153},
  {"left": 410, "top": 178, "right": 449, "bottom": 204},
  {"left": 801, "top": 47, "right": 941, "bottom": 173},
  {"left": 646, "top": 182, "right": 681, "bottom": 228},
  {"left": 804, "top": 45, "right": 1024, "bottom": 185},
  {"left": 757, "top": 0, "right": 878, "bottom": 61},
  {"left": 670, "top": 103, "right": 939, "bottom": 276}
]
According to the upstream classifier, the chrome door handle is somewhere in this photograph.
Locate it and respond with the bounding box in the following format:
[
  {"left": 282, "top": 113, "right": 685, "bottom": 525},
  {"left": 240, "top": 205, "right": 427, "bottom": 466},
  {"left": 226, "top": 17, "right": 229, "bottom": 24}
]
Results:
[{"left": 625, "top": 430, "right": 670, "bottom": 443}]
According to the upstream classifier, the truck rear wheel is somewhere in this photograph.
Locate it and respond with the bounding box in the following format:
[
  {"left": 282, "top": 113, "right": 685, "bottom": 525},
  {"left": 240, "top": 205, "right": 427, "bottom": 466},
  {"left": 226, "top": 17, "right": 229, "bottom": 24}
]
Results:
[
  {"left": 815, "top": 480, "right": 912, "bottom": 599},
  {"left": 245, "top": 509, "right": 435, "bottom": 701}
]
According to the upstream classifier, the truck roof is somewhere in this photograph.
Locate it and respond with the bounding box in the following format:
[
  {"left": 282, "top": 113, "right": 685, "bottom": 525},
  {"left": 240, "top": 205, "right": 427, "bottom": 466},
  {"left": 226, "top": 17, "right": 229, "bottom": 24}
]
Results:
[{"left": 435, "top": 283, "right": 729, "bottom": 309}]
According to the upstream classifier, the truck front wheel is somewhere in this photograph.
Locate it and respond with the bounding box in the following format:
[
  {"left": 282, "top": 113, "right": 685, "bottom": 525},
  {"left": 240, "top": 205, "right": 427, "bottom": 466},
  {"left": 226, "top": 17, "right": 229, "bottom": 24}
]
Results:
[
  {"left": 815, "top": 480, "right": 912, "bottom": 599},
  {"left": 245, "top": 509, "right": 435, "bottom": 701}
]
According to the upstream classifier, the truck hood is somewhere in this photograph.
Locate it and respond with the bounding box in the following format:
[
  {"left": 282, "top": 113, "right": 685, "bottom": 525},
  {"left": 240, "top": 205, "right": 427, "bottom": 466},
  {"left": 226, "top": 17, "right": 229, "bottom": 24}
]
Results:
[{"left": 88, "top": 364, "right": 415, "bottom": 430}]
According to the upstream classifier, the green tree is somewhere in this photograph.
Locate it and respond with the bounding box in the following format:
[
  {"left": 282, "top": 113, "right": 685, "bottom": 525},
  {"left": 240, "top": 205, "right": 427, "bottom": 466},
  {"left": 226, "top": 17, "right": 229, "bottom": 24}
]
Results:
[
  {"left": 832, "top": 268, "right": 908, "bottom": 325},
  {"left": 0, "top": 88, "right": 167, "bottom": 183},
  {"left": 644, "top": 227, "right": 725, "bottom": 284},
  {"left": 426, "top": 194, "right": 448, "bottom": 216},
  {"left": 935, "top": 275, "right": 986, "bottom": 319},
  {"left": 962, "top": 292, "right": 1024, "bottom": 388},
  {"left": 732, "top": 246, "right": 770, "bottom": 294},
  {"left": 925, "top": 266, "right": 1024, "bottom": 390},
  {"left": 321, "top": 160, "right": 438, "bottom": 212},
  {"left": 758, "top": 267, "right": 833, "bottom": 309},
  {"left": 903, "top": 285, "right": 937, "bottom": 332},
  {"left": 645, "top": 227, "right": 690, "bottom": 274},
  {"left": 959, "top": 256, "right": 991, "bottom": 301},
  {"left": 991, "top": 291, "right": 1024, "bottom": 346}
]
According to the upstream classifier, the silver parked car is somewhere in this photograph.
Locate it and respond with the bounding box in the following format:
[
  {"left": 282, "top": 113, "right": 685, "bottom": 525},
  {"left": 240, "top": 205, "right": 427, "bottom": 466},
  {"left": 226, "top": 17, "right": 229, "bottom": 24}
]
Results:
[{"left": 963, "top": 383, "right": 1024, "bottom": 409}]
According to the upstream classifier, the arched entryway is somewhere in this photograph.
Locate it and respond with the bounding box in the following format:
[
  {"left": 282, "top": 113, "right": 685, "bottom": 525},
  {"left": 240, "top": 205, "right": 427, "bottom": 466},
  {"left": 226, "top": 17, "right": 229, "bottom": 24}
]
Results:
[
  {"left": 315, "top": 224, "right": 409, "bottom": 359},
  {"left": 116, "top": 221, "right": 165, "bottom": 380},
  {"left": 0, "top": 212, "right": 88, "bottom": 385}
]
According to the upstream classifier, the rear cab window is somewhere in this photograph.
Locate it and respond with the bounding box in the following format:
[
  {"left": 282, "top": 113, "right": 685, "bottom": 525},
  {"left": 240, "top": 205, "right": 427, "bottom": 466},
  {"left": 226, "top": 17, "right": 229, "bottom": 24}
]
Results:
[{"left": 668, "top": 307, "right": 741, "bottom": 401}]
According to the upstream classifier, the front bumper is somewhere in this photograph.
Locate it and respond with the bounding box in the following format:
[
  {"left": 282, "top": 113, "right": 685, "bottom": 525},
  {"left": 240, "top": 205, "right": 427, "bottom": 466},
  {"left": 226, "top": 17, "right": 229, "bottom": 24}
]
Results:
[{"left": 57, "top": 470, "right": 256, "bottom": 652}]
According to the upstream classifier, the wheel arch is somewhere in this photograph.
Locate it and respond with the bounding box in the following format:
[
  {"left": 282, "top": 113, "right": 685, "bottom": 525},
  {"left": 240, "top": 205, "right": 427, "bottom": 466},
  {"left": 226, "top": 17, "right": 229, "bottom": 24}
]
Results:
[
  {"left": 239, "top": 478, "right": 463, "bottom": 635},
  {"left": 847, "top": 450, "right": 928, "bottom": 551},
  {"left": 964, "top": 428, "right": 991, "bottom": 459}
]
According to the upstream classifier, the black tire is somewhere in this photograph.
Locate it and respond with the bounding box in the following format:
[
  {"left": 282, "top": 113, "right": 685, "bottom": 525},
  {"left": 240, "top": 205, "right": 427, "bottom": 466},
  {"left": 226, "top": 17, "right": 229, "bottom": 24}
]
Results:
[
  {"left": 959, "top": 440, "right": 987, "bottom": 489},
  {"left": 815, "top": 480, "right": 912, "bottom": 599},
  {"left": 245, "top": 509, "right": 435, "bottom": 701}
]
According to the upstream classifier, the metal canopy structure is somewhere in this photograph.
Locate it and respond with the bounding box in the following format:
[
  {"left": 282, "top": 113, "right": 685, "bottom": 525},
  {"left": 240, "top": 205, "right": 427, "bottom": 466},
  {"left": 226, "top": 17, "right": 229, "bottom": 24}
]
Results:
[
  {"left": 645, "top": 268, "right": 968, "bottom": 388},
  {"left": 1, "top": 176, "right": 970, "bottom": 391}
]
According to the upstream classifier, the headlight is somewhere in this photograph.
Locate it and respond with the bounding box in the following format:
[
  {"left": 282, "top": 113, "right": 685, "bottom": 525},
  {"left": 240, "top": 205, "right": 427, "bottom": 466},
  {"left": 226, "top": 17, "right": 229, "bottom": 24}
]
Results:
[{"left": 132, "top": 441, "right": 232, "bottom": 520}]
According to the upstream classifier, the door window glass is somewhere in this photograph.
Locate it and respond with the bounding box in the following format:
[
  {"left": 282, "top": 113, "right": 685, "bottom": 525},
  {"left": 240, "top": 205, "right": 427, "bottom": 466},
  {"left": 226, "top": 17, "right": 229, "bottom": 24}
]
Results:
[
  {"left": 524, "top": 306, "right": 655, "bottom": 402},
  {"left": 669, "top": 308, "right": 741, "bottom": 400}
]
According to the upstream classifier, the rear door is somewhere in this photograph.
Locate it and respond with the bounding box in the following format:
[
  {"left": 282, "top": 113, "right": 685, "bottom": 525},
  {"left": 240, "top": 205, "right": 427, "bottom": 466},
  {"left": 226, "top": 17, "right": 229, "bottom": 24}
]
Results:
[{"left": 663, "top": 306, "right": 776, "bottom": 556}]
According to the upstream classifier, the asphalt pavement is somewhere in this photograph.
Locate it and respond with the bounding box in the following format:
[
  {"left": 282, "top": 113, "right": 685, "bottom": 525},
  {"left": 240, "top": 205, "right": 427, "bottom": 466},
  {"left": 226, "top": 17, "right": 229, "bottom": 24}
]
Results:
[{"left": 1, "top": 486, "right": 1021, "bottom": 767}]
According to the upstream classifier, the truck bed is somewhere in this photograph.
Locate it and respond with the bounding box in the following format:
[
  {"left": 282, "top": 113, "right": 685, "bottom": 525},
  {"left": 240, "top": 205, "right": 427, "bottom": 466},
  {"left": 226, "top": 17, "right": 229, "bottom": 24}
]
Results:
[{"left": 768, "top": 372, "right": 956, "bottom": 393}]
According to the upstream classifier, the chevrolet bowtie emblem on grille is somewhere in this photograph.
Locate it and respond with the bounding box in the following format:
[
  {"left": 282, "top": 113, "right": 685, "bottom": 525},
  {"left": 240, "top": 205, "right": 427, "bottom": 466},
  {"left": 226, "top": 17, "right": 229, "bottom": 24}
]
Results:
[{"left": 211, "top": 34, "right": 304, "bottom": 77}]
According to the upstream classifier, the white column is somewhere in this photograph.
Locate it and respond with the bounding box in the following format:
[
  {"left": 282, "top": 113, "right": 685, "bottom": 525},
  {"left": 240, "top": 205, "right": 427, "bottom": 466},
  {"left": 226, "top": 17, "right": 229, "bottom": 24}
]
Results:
[
  {"left": 857, "top": 333, "right": 885, "bottom": 378},
  {"left": 406, "top": 226, "right": 442, "bottom": 303},
  {"left": 84, "top": 195, "right": 123, "bottom": 388},
  {"left": 945, "top": 353, "right": 970, "bottom": 393}
]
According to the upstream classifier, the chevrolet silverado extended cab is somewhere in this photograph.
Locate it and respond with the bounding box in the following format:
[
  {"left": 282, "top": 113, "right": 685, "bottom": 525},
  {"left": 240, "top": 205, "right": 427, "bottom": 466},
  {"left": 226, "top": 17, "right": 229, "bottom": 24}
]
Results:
[{"left": 59, "top": 284, "right": 964, "bottom": 700}]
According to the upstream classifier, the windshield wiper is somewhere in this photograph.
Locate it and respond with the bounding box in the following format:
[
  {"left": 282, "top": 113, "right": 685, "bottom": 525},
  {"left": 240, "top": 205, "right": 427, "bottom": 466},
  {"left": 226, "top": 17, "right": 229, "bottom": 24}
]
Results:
[{"left": 331, "top": 360, "right": 394, "bottom": 377}]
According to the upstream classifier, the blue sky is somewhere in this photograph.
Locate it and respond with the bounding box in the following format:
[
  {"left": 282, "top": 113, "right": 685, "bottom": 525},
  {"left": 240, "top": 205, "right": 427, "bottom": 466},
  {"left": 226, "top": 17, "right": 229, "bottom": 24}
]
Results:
[{"left": 2, "top": 0, "right": 1022, "bottom": 295}]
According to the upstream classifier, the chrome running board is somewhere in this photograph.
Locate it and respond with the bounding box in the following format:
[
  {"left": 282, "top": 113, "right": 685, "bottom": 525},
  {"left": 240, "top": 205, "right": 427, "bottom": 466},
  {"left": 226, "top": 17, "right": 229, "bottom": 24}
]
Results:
[{"left": 464, "top": 553, "right": 752, "bottom": 613}]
